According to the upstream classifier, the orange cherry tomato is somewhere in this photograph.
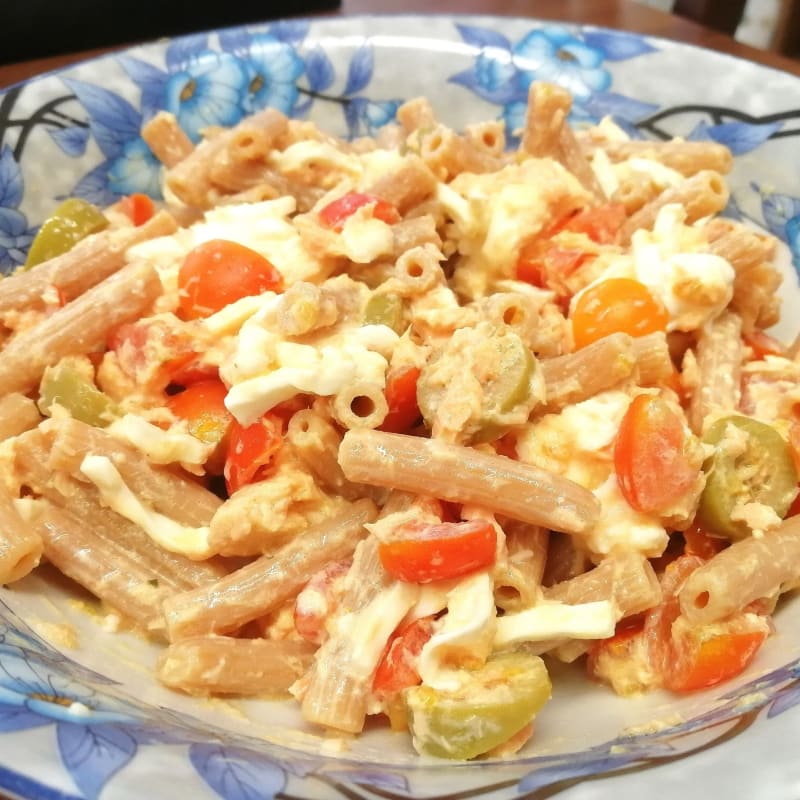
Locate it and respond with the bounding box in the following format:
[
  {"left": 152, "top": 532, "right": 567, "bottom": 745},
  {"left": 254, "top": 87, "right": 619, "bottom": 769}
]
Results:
[
  {"left": 571, "top": 277, "right": 669, "bottom": 349},
  {"left": 223, "top": 413, "right": 283, "bottom": 495},
  {"left": 614, "top": 393, "right": 701, "bottom": 514},
  {"left": 373, "top": 616, "right": 435, "bottom": 696},
  {"left": 378, "top": 519, "right": 497, "bottom": 583},
  {"left": 119, "top": 193, "right": 156, "bottom": 226},
  {"left": 379, "top": 366, "right": 421, "bottom": 434},
  {"left": 167, "top": 379, "right": 232, "bottom": 445},
  {"left": 177, "top": 239, "right": 284, "bottom": 320},
  {"left": 318, "top": 192, "right": 400, "bottom": 232}
]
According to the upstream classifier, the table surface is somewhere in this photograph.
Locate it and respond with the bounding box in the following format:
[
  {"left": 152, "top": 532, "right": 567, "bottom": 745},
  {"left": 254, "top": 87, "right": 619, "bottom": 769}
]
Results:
[
  {"left": 1, "top": 0, "right": 800, "bottom": 90},
  {"left": 0, "top": 1, "right": 798, "bottom": 799}
]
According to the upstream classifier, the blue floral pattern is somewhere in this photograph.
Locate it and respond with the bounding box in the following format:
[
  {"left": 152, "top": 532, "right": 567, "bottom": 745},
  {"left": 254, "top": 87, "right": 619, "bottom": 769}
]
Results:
[{"left": 2, "top": 14, "right": 800, "bottom": 800}]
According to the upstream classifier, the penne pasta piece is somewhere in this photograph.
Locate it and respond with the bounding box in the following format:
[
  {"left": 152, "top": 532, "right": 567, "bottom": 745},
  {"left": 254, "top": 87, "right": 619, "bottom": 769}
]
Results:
[
  {"left": 141, "top": 111, "right": 194, "bottom": 167},
  {"left": 0, "top": 211, "right": 175, "bottom": 316},
  {"left": 332, "top": 382, "right": 388, "bottom": 430},
  {"left": 582, "top": 138, "right": 733, "bottom": 176},
  {"left": 494, "top": 521, "right": 549, "bottom": 612},
  {"left": 44, "top": 418, "right": 223, "bottom": 528},
  {"left": 539, "top": 332, "right": 636, "bottom": 411},
  {"left": 32, "top": 500, "right": 169, "bottom": 636},
  {"left": 365, "top": 155, "right": 439, "bottom": 215},
  {"left": 0, "top": 393, "right": 41, "bottom": 441},
  {"left": 157, "top": 636, "right": 315, "bottom": 696},
  {"left": 0, "top": 486, "right": 43, "bottom": 585},
  {"left": 544, "top": 551, "right": 662, "bottom": 617},
  {"left": 620, "top": 171, "right": 729, "bottom": 243},
  {"left": 679, "top": 515, "right": 800, "bottom": 625},
  {"left": 0, "top": 260, "right": 161, "bottom": 396},
  {"left": 14, "top": 428, "right": 227, "bottom": 589},
  {"left": 338, "top": 429, "right": 601, "bottom": 534},
  {"left": 163, "top": 499, "right": 377, "bottom": 641},
  {"left": 686, "top": 310, "right": 743, "bottom": 434}
]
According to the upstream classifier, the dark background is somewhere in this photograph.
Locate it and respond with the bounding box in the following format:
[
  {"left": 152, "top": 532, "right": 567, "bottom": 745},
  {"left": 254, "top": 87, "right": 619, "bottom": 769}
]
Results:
[{"left": 0, "top": 0, "right": 341, "bottom": 65}]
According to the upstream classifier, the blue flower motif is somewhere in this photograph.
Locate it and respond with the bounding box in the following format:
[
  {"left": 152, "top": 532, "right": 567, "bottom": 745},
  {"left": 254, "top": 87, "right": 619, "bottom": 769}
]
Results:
[
  {"left": 344, "top": 97, "right": 401, "bottom": 139},
  {"left": 0, "top": 208, "right": 34, "bottom": 269},
  {"left": 0, "top": 644, "right": 133, "bottom": 725},
  {"left": 164, "top": 51, "right": 250, "bottom": 141},
  {"left": 512, "top": 26, "right": 611, "bottom": 103},
  {"left": 243, "top": 34, "right": 305, "bottom": 116},
  {"left": 107, "top": 137, "right": 163, "bottom": 198}
]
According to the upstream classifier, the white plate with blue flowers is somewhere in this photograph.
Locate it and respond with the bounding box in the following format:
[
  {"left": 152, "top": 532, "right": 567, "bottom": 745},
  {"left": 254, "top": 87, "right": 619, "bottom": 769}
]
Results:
[{"left": 2, "top": 13, "right": 800, "bottom": 800}]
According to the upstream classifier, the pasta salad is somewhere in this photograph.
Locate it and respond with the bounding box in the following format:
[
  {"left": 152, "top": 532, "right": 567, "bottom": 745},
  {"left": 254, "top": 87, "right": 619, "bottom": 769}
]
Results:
[{"left": 1, "top": 80, "right": 799, "bottom": 760}]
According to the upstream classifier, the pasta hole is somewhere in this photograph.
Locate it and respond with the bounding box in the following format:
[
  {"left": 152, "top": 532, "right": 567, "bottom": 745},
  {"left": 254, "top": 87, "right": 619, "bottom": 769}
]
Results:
[
  {"left": 693, "top": 590, "right": 710, "bottom": 609},
  {"left": 404, "top": 260, "right": 424, "bottom": 279},
  {"left": 350, "top": 395, "right": 376, "bottom": 419},
  {"left": 502, "top": 305, "right": 525, "bottom": 326},
  {"left": 482, "top": 131, "right": 498, "bottom": 149}
]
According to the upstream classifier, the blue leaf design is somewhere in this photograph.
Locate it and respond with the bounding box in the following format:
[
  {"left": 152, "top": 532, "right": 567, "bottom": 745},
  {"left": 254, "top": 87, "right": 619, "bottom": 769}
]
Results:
[
  {"left": 189, "top": 744, "right": 286, "bottom": 800},
  {"left": 0, "top": 146, "right": 23, "bottom": 209},
  {"left": 343, "top": 45, "right": 374, "bottom": 96},
  {"left": 117, "top": 56, "right": 169, "bottom": 117},
  {"left": 47, "top": 125, "right": 90, "bottom": 158},
  {"left": 786, "top": 214, "right": 800, "bottom": 270},
  {"left": 270, "top": 19, "right": 311, "bottom": 44},
  {"left": 305, "top": 46, "right": 335, "bottom": 93},
  {"left": 584, "top": 91, "right": 660, "bottom": 123},
  {"left": 448, "top": 68, "right": 524, "bottom": 105},
  {"left": 519, "top": 753, "right": 639, "bottom": 792},
  {"left": 62, "top": 79, "right": 142, "bottom": 161},
  {"left": 57, "top": 722, "right": 137, "bottom": 800},
  {"left": 69, "top": 161, "right": 117, "bottom": 208},
  {"left": 323, "top": 768, "right": 408, "bottom": 792},
  {"left": 344, "top": 97, "right": 366, "bottom": 138},
  {"left": 455, "top": 23, "right": 512, "bottom": 51},
  {"left": 0, "top": 703, "right": 51, "bottom": 732},
  {"left": 695, "top": 120, "right": 781, "bottom": 156},
  {"left": 218, "top": 28, "right": 253, "bottom": 56},
  {"left": 166, "top": 34, "right": 210, "bottom": 70},
  {"left": 583, "top": 29, "right": 657, "bottom": 60},
  {"left": 767, "top": 682, "right": 800, "bottom": 718},
  {"left": 760, "top": 190, "right": 800, "bottom": 239}
]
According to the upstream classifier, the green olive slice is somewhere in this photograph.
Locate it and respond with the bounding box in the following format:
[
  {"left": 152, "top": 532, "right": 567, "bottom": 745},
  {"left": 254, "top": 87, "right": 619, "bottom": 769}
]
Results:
[
  {"left": 38, "top": 361, "right": 118, "bottom": 428},
  {"left": 25, "top": 198, "right": 109, "bottom": 269},
  {"left": 404, "top": 652, "right": 551, "bottom": 759},
  {"left": 696, "top": 415, "right": 798, "bottom": 540}
]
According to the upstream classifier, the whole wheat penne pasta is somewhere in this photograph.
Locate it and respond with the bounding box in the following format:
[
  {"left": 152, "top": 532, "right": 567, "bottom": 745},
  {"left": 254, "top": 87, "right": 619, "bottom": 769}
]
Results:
[
  {"left": 539, "top": 332, "right": 636, "bottom": 411},
  {"left": 32, "top": 500, "right": 169, "bottom": 636},
  {"left": 0, "top": 486, "right": 43, "bottom": 584},
  {"left": 582, "top": 138, "right": 733, "bottom": 176},
  {"left": 163, "top": 499, "right": 377, "bottom": 641},
  {"left": 545, "top": 551, "right": 662, "bottom": 616},
  {"left": 300, "top": 535, "right": 417, "bottom": 733},
  {"left": 620, "top": 171, "right": 729, "bottom": 243},
  {"left": 396, "top": 96, "right": 437, "bottom": 134},
  {"left": 332, "top": 382, "right": 388, "bottom": 430},
  {"left": 366, "top": 155, "right": 439, "bottom": 214},
  {"left": 0, "top": 260, "right": 161, "bottom": 396},
  {"left": 417, "top": 124, "right": 505, "bottom": 181},
  {"left": 0, "top": 393, "right": 41, "bottom": 441},
  {"left": 523, "top": 82, "right": 605, "bottom": 198},
  {"left": 141, "top": 111, "right": 194, "bottom": 167},
  {"left": 14, "top": 428, "right": 227, "bottom": 589},
  {"left": 494, "top": 521, "right": 549, "bottom": 612},
  {"left": 679, "top": 515, "right": 800, "bottom": 625},
  {"left": 338, "top": 429, "right": 601, "bottom": 534},
  {"left": 44, "top": 418, "right": 223, "bottom": 527},
  {"left": 0, "top": 211, "right": 175, "bottom": 316},
  {"left": 706, "top": 221, "right": 776, "bottom": 273},
  {"left": 630, "top": 332, "right": 674, "bottom": 386},
  {"left": 687, "top": 310, "right": 743, "bottom": 434},
  {"left": 157, "top": 636, "right": 315, "bottom": 696},
  {"left": 465, "top": 120, "right": 506, "bottom": 157}
]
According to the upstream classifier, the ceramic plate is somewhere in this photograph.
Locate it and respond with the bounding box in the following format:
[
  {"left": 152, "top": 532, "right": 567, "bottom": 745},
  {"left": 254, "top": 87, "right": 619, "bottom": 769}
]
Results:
[{"left": 2, "top": 13, "right": 800, "bottom": 800}]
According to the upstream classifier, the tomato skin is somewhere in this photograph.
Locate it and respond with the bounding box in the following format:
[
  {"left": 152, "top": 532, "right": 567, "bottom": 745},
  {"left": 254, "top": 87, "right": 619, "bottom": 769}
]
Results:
[
  {"left": 571, "top": 278, "right": 669, "bottom": 349},
  {"left": 614, "top": 393, "right": 701, "bottom": 514},
  {"left": 682, "top": 522, "right": 727, "bottom": 559},
  {"left": 167, "top": 379, "right": 232, "bottom": 445},
  {"left": 561, "top": 203, "right": 627, "bottom": 244},
  {"left": 119, "top": 193, "right": 156, "bottom": 226},
  {"left": 318, "top": 192, "right": 400, "bottom": 231},
  {"left": 223, "top": 413, "right": 283, "bottom": 495},
  {"left": 743, "top": 329, "right": 785, "bottom": 360},
  {"left": 379, "top": 366, "right": 421, "bottom": 434},
  {"left": 373, "top": 616, "right": 435, "bottom": 696},
  {"left": 177, "top": 239, "right": 284, "bottom": 320},
  {"left": 378, "top": 520, "right": 497, "bottom": 583}
]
